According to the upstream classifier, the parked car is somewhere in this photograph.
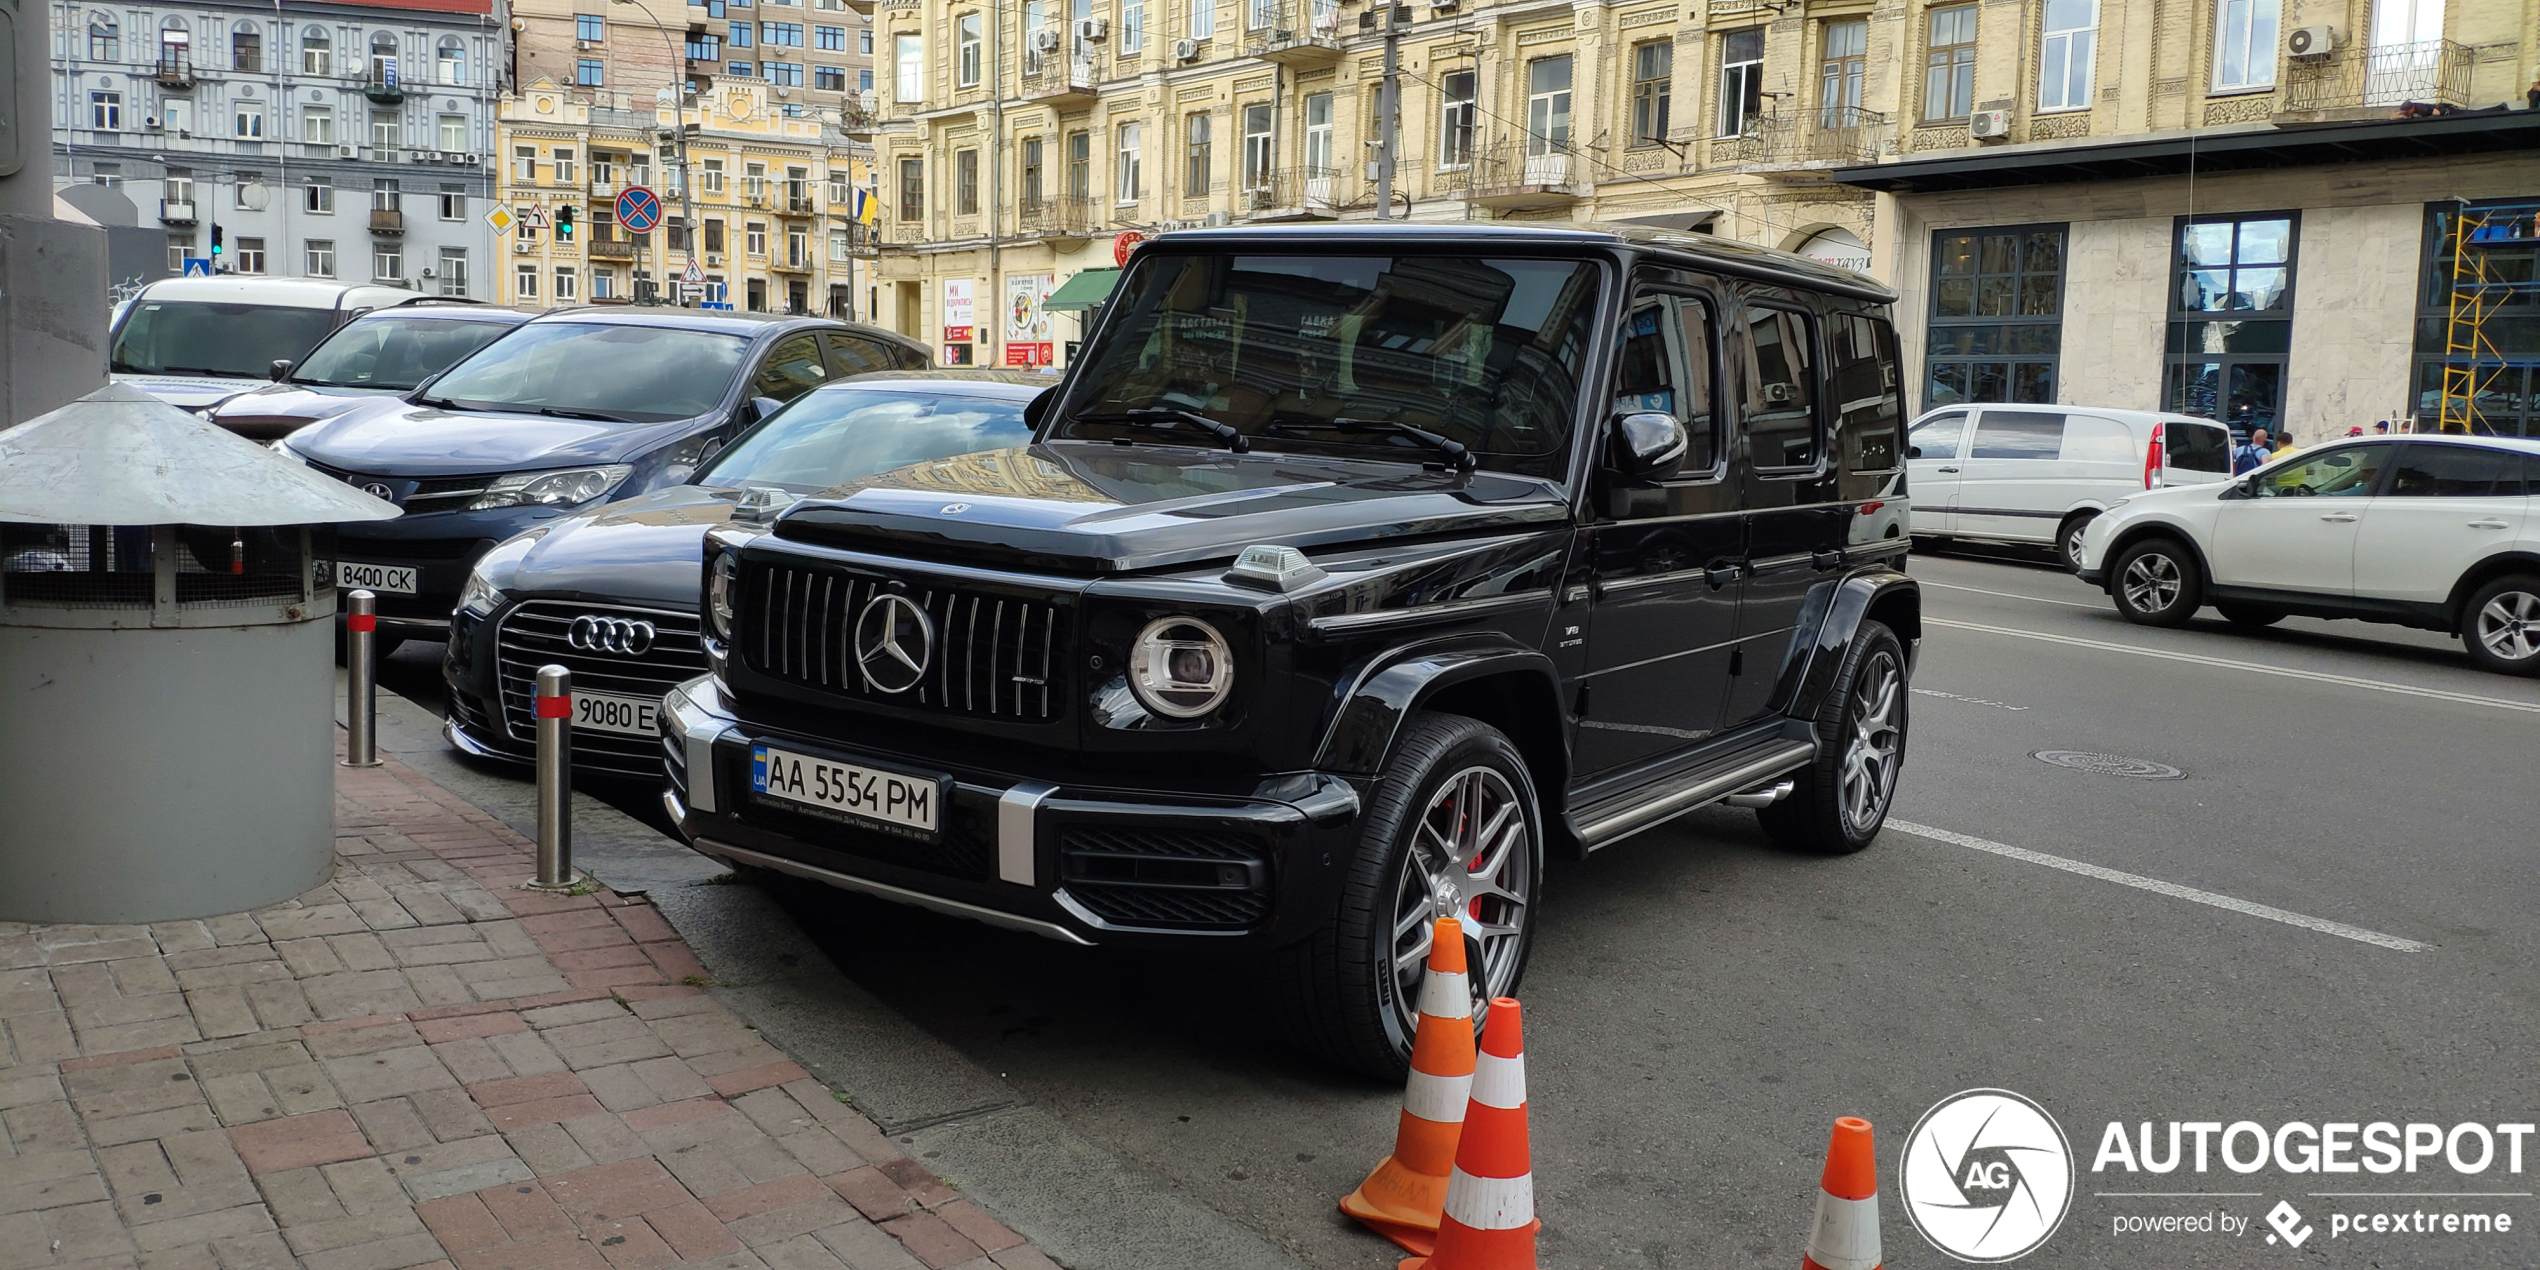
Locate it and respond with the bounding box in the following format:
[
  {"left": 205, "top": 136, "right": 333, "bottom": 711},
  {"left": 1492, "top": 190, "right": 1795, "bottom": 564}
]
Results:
[
  {"left": 2076, "top": 435, "right": 2540, "bottom": 674},
  {"left": 109, "top": 277, "right": 420, "bottom": 413},
  {"left": 662, "top": 224, "right": 1922, "bottom": 1078},
  {"left": 206, "top": 302, "right": 535, "bottom": 440},
  {"left": 282, "top": 308, "right": 932, "bottom": 653},
  {"left": 443, "top": 370, "right": 1047, "bottom": 776},
  {"left": 1907, "top": 404, "right": 2234, "bottom": 569}
]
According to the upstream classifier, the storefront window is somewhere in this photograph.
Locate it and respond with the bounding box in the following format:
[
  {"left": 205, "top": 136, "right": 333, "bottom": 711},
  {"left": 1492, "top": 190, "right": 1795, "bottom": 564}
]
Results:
[
  {"left": 1925, "top": 223, "right": 2065, "bottom": 409},
  {"left": 2164, "top": 212, "right": 2296, "bottom": 438},
  {"left": 2412, "top": 198, "right": 2540, "bottom": 437}
]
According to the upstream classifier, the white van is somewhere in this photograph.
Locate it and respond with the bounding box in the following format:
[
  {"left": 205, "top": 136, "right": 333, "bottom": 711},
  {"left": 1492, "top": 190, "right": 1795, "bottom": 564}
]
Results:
[
  {"left": 108, "top": 277, "right": 419, "bottom": 413},
  {"left": 1905, "top": 404, "right": 2236, "bottom": 569}
]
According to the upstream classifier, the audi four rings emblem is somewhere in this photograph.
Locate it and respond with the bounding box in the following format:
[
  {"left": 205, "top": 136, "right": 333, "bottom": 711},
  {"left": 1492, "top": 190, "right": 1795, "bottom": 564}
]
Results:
[
  {"left": 854, "top": 594, "right": 934, "bottom": 693},
  {"left": 567, "top": 615, "right": 658, "bottom": 656}
]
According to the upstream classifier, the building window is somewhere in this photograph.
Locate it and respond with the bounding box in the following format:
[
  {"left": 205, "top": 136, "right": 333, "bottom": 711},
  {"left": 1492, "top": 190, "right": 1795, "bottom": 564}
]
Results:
[
  {"left": 1184, "top": 113, "right": 1210, "bottom": 194},
  {"left": 438, "top": 114, "right": 467, "bottom": 151},
  {"left": 1926, "top": 224, "right": 2067, "bottom": 409},
  {"left": 786, "top": 225, "right": 808, "bottom": 268},
  {"left": 160, "top": 23, "right": 190, "bottom": 72},
  {"left": 307, "top": 239, "right": 337, "bottom": 278},
  {"left": 1119, "top": 0, "right": 1143, "bottom": 53},
  {"left": 1246, "top": 0, "right": 1271, "bottom": 31},
  {"left": 895, "top": 33, "right": 922, "bottom": 101},
  {"left": 1923, "top": 5, "right": 1978, "bottom": 121},
  {"left": 89, "top": 17, "right": 119, "bottom": 62},
  {"left": 552, "top": 148, "right": 577, "bottom": 184},
  {"left": 2211, "top": 0, "right": 2278, "bottom": 92},
  {"left": 1068, "top": 130, "right": 1093, "bottom": 203},
  {"left": 233, "top": 28, "right": 261, "bottom": 73},
  {"left": 372, "top": 178, "right": 401, "bottom": 211},
  {"left": 1240, "top": 104, "right": 1271, "bottom": 189},
  {"left": 577, "top": 14, "right": 605, "bottom": 40},
  {"left": 90, "top": 90, "right": 122, "bottom": 130},
  {"left": 701, "top": 158, "right": 726, "bottom": 194},
  {"left": 1020, "top": 136, "right": 1046, "bottom": 210},
  {"left": 513, "top": 146, "right": 538, "bottom": 182},
  {"left": 1716, "top": 30, "right": 1762, "bottom": 137},
  {"left": 957, "top": 13, "right": 981, "bottom": 86},
  {"left": 955, "top": 148, "right": 980, "bottom": 214},
  {"left": 1190, "top": 0, "right": 1213, "bottom": 39},
  {"left": 2039, "top": 0, "right": 2096, "bottom": 111},
  {"left": 374, "top": 245, "right": 402, "bottom": 281},
  {"left": 1303, "top": 92, "right": 1332, "bottom": 184},
  {"left": 437, "top": 37, "right": 466, "bottom": 85},
  {"left": 554, "top": 267, "right": 579, "bottom": 300},
  {"left": 516, "top": 264, "right": 538, "bottom": 298},
  {"left": 729, "top": 21, "right": 751, "bottom": 47},
  {"left": 594, "top": 270, "right": 617, "bottom": 300},
  {"left": 729, "top": 60, "right": 754, "bottom": 76},
  {"left": 746, "top": 221, "right": 767, "bottom": 256},
  {"left": 305, "top": 177, "right": 334, "bottom": 213},
  {"left": 1626, "top": 42, "right": 1672, "bottom": 147},
  {"left": 233, "top": 100, "right": 263, "bottom": 139},
  {"left": 577, "top": 58, "right": 604, "bottom": 85},
  {"left": 368, "top": 32, "right": 397, "bottom": 84},
  {"left": 299, "top": 104, "right": 332, "bottom": 144},
  {"left": 814, "top": 65, "right": 845, "bottom": 89},
  {"left": 2165, "top": 213, "right": 2296, "bottom": 437},
  {"left": 163, "top": 98, "right": 195, "bottom": 133},
  {"left": 765, "top": 60, "right": 802, "bottom": 85},
  {"left": 2412, "top": 200, "right": 2540, "bottom": 437},
  {"left": 371, "top": 113, "right": 398, "bottom": 160},
  {"left": 705, "top": 219, "right": 726, "bottom": 252},
  {"left": 860, "top": 27, "right": 873, "bottom": 53},
  {"left": 816, "top": 25, "right": 845, "bottom": 49},
  {"left": 440, "top": 186, "right": 467, "bottom": 220},
  {"left": 168, "top": 233, "right": 193, "bottom": 273},
  {"left": 687, "top": 31, "right": 722, "bottom": 60},
  {"left": 440, "top": 248, "right": 469, "bottom": 297},
  {"left": 236, "top": 237, "right": 267, "bottom": 274},
  {"left": 1526, "top": 54, "right": 1573, "bottom": 169},
  {"left": 1437, "top": 70, "right": 1474, "bottom": 167},
  {"left": 1820, "top": 19, "right": 1866, "bottom": 127},
  {"left": 762, "top": 21, "right": 802, "bottom": 44},
  {"left": 166, "top": 171, "right": 195, "bottom": 207},
  {"left": 744, "top": 161, "right": 767, "bottom": 203},
  {"left": 300, "top": 26, "right": 329, "bottom": 75},
  {"left": 1116, "top": 121, "right": 1141, "bottom": 203}
]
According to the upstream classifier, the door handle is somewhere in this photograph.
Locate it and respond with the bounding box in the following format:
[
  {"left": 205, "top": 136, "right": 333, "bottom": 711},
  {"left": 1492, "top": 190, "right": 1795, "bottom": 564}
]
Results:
[
  {"left": 1704, "top": 564, "right": 1742, "bottom": 590},
  {"left": 1935, "top": 466, "right": 1960, "bottom": 473},
  {"left": 2318, "top": 513, "right": 2357, "bottom": 523},
  {"left": 1810, "top": 549, "right": 1842, "bottom": 571},
  {"left": 2468, "top": 519, "right": 2512, "bottom": 530}
]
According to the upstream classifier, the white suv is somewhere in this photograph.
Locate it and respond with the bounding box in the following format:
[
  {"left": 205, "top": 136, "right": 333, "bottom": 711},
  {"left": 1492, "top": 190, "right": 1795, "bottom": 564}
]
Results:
[{"left": 2075, "top": 436, "right": 2540, "bottom": 675}]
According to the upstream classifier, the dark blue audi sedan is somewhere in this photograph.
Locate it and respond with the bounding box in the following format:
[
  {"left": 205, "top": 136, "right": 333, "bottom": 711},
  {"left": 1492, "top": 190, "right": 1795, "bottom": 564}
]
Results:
[{"left": 282, "top": 307, "right": 929, "bottom": 651}]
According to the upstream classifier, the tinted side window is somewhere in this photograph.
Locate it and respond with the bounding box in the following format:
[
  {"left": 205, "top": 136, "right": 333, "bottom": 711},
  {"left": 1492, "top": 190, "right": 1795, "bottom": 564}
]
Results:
[
  {"left": 893, "top": 341, "right": 934, "bottom": 370},
  {"left": 751, "top": 334, "right": 828, "bottom": 402},
  {"left": 1612, "top": 291, "right": 1719, "bottom": 474},
  {"left": 2165, "top": 421, "right": 2231, "bottom": 473},
  {"left": 2387, "top": 444, "right": 2527, "bottom": 497},
  {"left": 1830, "top": 312, "right": 1901, "bottom": 472},
  {"left": 1742, "top": 305, "right": 1820, "bottom": 469},
  {"left": 1971, "top": 410, "right": 2064, "bottom": 459},
  {"left": 1907, "top": 411, "right": 1967, "bottom": 460},
  {"left": 821, "top": 333, "right": 892, "bottom": 376}
]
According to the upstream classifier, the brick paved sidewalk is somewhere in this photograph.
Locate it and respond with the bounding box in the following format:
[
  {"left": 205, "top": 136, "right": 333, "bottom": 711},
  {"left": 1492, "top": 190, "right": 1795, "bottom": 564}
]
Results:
[{"left": 0, "top": 755, "right": 1061, "bottom": 1270}]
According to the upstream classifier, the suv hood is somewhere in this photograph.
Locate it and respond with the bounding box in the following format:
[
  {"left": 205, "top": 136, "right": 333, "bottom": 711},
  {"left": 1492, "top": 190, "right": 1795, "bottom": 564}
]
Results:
[
  {"left": 288, "top": 399, "right": 697, "bottom": 476},
  {"left": 209, "top": 383, "right": 407, "bottom": 440},
  {"left": 497, "top": 483, "right": 741, "bottom": 609},
  {"left": 772, "top": 442, "right": 1571, "bottom": 573},
  {"left": 112, "top": 372, "right": 260, "bottom": 413}
]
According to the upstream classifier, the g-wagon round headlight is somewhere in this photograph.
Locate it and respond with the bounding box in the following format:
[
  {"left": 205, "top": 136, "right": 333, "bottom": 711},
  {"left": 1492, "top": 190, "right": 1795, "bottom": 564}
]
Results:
[
  {"left": 708, "top": 553, "right": 738, "bottom": 642},
  {"left": 1128, "top": 615, "right": 1234, "bottom": 719}
]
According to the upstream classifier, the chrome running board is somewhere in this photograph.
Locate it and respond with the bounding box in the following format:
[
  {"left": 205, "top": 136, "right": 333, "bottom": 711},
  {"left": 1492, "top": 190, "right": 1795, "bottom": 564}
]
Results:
[{"left": 1577, "top": 742, "right": 1818, "bottom": 851}]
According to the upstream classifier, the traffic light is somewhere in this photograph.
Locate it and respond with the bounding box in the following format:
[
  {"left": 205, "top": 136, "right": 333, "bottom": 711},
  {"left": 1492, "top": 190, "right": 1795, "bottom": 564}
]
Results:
[
  {"left": 210, "top": 224, "right": 224, "bottom": 257},
  {"left": 557, "top": 206, "right": 575, "bottom": 240}
]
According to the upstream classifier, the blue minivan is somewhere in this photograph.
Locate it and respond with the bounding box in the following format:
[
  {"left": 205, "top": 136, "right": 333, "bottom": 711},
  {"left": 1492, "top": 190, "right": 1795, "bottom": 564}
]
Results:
[{"left": 282, "top": 307, "right": 930, "bottom": 650}]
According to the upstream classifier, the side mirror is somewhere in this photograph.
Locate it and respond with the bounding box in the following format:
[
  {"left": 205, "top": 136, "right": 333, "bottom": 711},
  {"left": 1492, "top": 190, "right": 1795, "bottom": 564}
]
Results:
[
  {"left": 1607, "top": 411, "right": 1688, "bottom": 485},
  {"left": 1023, "top": 386, "right": 1056, "bottom": 430},
  {"left": 743, "top": 395, "right": 784, "bottom": 424},
  {"left": 270, "top": 359, "right": 293, "bottom": 382},
  {"left": 1906, "top": 444, "right": 1922, "bottom": 460}
]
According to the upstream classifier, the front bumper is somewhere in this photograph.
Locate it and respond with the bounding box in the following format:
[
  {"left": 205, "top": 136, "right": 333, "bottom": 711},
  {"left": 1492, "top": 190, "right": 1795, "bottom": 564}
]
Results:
[
  {"left": 2076, "top": 566, "right": 2108, "bottom": 587},
  {"left": 661, "top": 679, "right": 1365, "bottom": 949},
  {"left": 445, "top": 596, "right": 709, "bottom": 780}
]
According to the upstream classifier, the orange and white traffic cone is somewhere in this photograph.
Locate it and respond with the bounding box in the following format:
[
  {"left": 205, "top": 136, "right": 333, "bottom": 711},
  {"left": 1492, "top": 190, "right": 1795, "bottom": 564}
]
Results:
[
  {"left": 1402, "top": 997, "right": 1538, "bottom": 1270},
  {"left": 1802, "top": 1117, "right": 1881, "bottom": 1270},
  {"left": 1341, "top": 916, "right": 1477, "bottom": 1255}
]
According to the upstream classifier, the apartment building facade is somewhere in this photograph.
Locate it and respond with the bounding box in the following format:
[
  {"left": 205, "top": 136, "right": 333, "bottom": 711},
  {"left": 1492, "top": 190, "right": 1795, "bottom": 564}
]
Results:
[{"left": 50, "top": 0, "right": 506, "bottom": 295}]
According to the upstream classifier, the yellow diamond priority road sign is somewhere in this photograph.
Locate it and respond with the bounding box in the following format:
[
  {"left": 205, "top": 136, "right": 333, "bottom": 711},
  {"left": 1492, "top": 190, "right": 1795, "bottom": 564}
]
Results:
[{"left": 485, "top": 205, "right": 515, "bottom": 236}]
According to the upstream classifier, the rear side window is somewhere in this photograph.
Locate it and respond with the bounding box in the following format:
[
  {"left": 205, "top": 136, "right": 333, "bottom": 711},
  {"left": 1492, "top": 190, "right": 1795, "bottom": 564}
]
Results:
[
  {"left": 1742, "top": 305, "right": 1820, "bottom": 469},
  {"left": 2164, "top": 421, "right": 2232, "bottom": 473},
  {"left": 1971, "top": 410, "right": 2064, "bottom": 459},
  {"left": 2060, "top": 414, "right": 2134, "bottom": 464},
  {"left": 751, "top": 334, "right": 828, "bottom": 402},
  {"left": 2387, "top": 444, "right": 2528, "bottom": 497},
  {"left": 1612, "top": 292, "right": 1720, "bottom": 474},
  {"left": 892, "top": 341, "right": 933, "bottom": 370},
  {"left": 1829, "top": 313, "right": 1902, "bottom": 472},
  {"left": 1907, "top": 411, "right": 1968, "bottom": 460},
  {"left": 821, "top": 333, "right": 896, "bottom": 376}
]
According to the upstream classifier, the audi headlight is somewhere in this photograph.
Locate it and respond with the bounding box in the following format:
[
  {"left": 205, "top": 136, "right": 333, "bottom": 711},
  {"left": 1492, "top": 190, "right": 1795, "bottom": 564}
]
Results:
[
  {"left": 707, "top": 552, "right": 738, "bottom": 643},
  {"left": 457, "top": 570, "right": 504, "bottom": 614},
  {"left": 467, "top": 465, "right": 634, "bottom": 511},
  {"left": 1128, "top": 616, "right": 1234, "bottom": 719}
]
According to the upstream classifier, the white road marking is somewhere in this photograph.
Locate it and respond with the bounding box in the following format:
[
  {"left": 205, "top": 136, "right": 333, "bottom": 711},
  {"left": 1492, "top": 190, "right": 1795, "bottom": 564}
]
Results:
[
  {"left": 1886, "top": 820, "right": 2430, "bottom": 953},
  {"left": 1912, "top": 687, "right": 2029, "bottom": 711},
  {"left": 2098, "top": 1193, "right": 2264, "bottom": 1198},
  {"left": 1928, "top": 618, "right": 2540, "bottom": 717},
  {"left": 1920, "top": 580, "right": 2105, "bottom": 610}
]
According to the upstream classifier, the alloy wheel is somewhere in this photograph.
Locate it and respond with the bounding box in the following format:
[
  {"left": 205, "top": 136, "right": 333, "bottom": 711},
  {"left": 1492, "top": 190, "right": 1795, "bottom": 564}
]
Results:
[
  {"left": 1388, "top": 766, "right": 1532, "bottom": 1034},
  {"left": 2063, "top": 521, "right": 2089, "bottom": 569},
  {"left": 2475, "top": 589, "right": 2540, "bottom": 664},
  {"left": 2122, "top": 552, "right": 2181, "bottom": 614},
  {"left": 1839, "top": 651, "right": 1904, "bottom": 834}
]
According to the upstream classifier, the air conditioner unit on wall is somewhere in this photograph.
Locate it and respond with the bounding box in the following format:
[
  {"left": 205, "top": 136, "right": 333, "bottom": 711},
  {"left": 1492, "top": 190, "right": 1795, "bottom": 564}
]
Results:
[
  {"left": 2285, "top": 25, "right": 2336, "bottom": 59},
  {"left": 1031, "top": 28, "right": 1063, "bottom": 52},
  {"left": 1968, "top": 109, "right": 2011, "bottom": 140},
  {"left": 514, "top": 239, "right": 536, "bottom": 252},
  {"left": 338, "top": 143, "right": 361, "bottom": 158},
  {"left": 1173, "top": 37, "right": 1199, "bottom": 61},
  {"left": 1076, "top": 16, "right": 1108, "bottom": 40}
]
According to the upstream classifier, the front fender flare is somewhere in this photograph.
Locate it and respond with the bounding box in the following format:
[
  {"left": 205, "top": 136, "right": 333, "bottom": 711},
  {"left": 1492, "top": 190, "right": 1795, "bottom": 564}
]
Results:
[
  {"left": 1783, "top": 568, "right": 1920, "bottom": 719},
  {"left": 1313, "top": 635, "right": 1567, "bottom": 781}
]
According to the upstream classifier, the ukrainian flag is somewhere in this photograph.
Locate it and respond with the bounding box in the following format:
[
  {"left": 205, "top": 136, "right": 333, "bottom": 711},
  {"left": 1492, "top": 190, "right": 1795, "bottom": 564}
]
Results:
[{"left": 850, "top": 187, "right": 879, "bottom": 226}]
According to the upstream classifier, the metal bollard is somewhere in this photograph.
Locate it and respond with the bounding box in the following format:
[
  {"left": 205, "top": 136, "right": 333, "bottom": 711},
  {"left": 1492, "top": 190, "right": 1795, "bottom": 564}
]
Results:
[
  {"left": 343, "top": 589, "right": 381, "bottom": 768},
  {"left": 527, "top": 664, "right": 582, "bottom": 890}
]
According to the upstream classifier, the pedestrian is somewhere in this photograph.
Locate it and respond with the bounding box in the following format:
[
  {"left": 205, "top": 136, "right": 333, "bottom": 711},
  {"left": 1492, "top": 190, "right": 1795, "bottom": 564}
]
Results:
[
  {"left": 2374, "top": 420, "right": 2392, "bottom": 434},
  {"left": 2346, "top": 426, "right": 2366, "bottom": 437},
  {"left": 2233, "top": 428, "right": 2274, "bottom": 475},
  {"left": 2272, "top": 430, "right": 2298, "bottom": 456}
]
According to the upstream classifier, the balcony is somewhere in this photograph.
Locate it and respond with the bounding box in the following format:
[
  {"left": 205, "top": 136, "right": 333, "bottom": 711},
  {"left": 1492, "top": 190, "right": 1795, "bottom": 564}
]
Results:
[
  {"left": 154, "top": 53, "right": 195, "bottom": 88},
  {"left": 1467, "top": 141, "right": 1592, "bottom": 210},
  {"left": 1244, "top": 0, "right": 1341, "bottom": 66},
  {"left": 591, "top": 179, "right": 618, "bottom": 199},
  {"left": 785, "top": 189, "right": 816, "bottom": 215},
  {"left": 1017, "top": 196, "right": 1094, "bottom": 243},
  {"left": 1237, "top": 166, "right": 1358, "bottom": 220},
  {"left": 369, "top": 208, "right": 405, "bottom": 236},
  {"left": 770, "top": 253, "right": 813, "bottom": 274},
  {"left": 158, "top": 199, "right": 198, "bottom": 225},
  {"left": 2278, "top": 39, "right": 2475, "bottom": 119},
  {"left": 1710, "top": 108, "right": 1891, "bottom": 180},
  {"left": 364, "top": 79, "right": 404, "bottom": 106},
  {"left": 590, "top": 239, "right": 638, "bottom": 260},
  {"left": 1020, "top": 54, "right": 1103, "bottom": 108}
]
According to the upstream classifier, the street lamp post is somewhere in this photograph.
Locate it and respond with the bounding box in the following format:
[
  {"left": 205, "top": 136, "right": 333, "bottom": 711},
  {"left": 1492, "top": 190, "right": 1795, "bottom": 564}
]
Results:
[{"left": 612, "top": 0, "right": 703, "bottom": 305}]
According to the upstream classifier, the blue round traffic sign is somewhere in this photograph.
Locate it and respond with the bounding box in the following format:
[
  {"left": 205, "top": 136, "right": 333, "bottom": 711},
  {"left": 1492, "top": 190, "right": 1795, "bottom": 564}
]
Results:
[{"left": 616, "top": 186, "right": 662, "bottom": 234}]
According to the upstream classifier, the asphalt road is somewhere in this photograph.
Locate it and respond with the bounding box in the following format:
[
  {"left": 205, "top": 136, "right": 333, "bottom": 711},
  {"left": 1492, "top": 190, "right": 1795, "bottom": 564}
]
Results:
[{"left": 376, "top": 549, "right": 2540, "bottom": 1269}]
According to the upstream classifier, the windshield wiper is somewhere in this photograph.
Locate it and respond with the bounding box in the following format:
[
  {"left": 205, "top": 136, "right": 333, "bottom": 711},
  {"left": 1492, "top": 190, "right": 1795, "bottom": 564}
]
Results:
[
  {"left": 1073, "top": 407, "right": 1250, "bottom": 453},
  {"left": 537, "top": 406, "right": 638, "bottom": 423},
  {"left": 411, "top": 394, "right": 461, "bottom": 410},
  {"left": 138, "top": 365, "right": 246, "bottom": 378},
  {"left": 1259, "top": 416, "right": 1475, "bottom": 470}
]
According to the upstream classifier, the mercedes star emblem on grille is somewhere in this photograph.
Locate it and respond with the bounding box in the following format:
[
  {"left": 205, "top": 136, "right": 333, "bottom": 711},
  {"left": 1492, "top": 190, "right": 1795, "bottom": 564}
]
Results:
[
  {"left": 567, "top": 615, "right": 658, "bottom": 656},
  {"left": 854, "top": 593, "right": 934, "bottom": 693}
]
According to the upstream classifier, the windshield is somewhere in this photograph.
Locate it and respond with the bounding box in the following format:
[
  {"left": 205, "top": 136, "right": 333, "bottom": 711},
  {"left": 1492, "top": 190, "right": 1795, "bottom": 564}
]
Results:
[
  {"left": 291, "top": 315, "right": 515, "bottom": 391},
  {"left": 112, "top": 300, "right": 343, "bottom": 378},
  {"left": 701, "top": 387, "right": 1036, "bottom": 491},
  {"left": 1059, "top": 253, "right": 1601, "bottom": 478},
  {"left": 423, "top": 322, "right": 750, "bottom": 422}
]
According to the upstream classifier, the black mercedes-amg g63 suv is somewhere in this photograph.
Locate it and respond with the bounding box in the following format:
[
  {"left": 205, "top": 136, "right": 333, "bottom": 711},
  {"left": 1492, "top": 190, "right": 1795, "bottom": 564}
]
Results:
[{"left": 661, "top": 224, "right": 1918, "bottom": 1078}]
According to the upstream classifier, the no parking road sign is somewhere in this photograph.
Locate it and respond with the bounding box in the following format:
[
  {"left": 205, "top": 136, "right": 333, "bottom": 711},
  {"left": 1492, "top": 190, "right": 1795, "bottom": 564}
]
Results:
[{"left": 616, "top": 186, "right": 663, "bottom": 235}]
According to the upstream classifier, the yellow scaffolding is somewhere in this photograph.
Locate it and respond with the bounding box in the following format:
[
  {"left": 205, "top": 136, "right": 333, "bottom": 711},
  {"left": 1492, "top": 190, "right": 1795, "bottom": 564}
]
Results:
[{"left": 2436, "top": 207, "right": 2533, "bottom": 435}]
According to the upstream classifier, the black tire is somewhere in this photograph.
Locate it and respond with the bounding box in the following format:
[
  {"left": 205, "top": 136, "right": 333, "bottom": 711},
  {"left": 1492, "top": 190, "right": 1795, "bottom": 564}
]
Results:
[
  {"left": 2109, "top": 538, "right": 2204, "bottom": 627},
  {"left": 2057, "top": 513, "right": 2097, "bottom": 574},
  {"left": 1758, "top": 621, "right": 1908, "bottom": 855},
  {"left": 2215, "top": 603, "right": 2285, "bottom": 628},
  {"left": 2460, "top": 574, "right": 2540, "bottom": 676},
  {"left": 1273, "top": 712, "right": 1543, "bottom": 1081}
]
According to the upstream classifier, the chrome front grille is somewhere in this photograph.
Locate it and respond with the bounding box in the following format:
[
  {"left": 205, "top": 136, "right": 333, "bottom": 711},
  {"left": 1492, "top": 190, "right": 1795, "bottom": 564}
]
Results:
[
  {"left": 744, "top": 562, "right": 1064, "bottom": 723},
  {"left": 493, "top": 600, "right": 706, "bottom": 778}
]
